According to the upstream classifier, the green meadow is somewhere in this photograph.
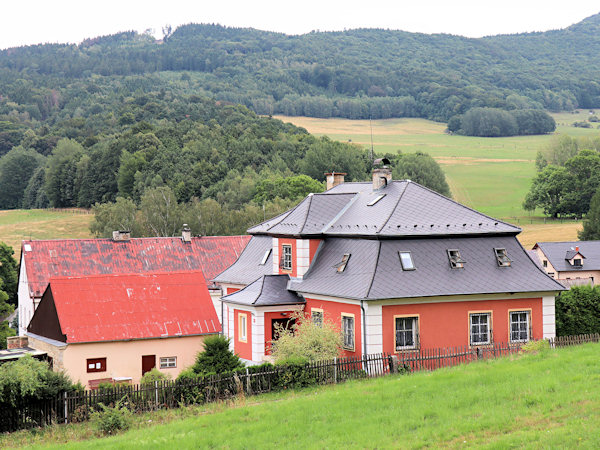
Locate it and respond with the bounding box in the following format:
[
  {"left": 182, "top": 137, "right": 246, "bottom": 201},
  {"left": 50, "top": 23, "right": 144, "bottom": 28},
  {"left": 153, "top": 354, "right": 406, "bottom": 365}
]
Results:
[
  {"left": 7, "top": 343, "right": 599, "bottom": 449},
  {"left": 276, "top": 112, "right": 600, "bottom": 222}
]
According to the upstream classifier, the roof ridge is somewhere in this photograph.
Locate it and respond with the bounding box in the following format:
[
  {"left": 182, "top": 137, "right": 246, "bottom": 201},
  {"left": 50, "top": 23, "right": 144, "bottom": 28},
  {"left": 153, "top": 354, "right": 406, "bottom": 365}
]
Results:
[
  {"left": 299, "top": 193, "right": 314, "bottom": 234},
  {"left": 48, "top": 270, "right": 206, "bottom": 282},
  {"left": 513, "top": 236, "right": 567, "bottom": 290},
  {"left": 377, "top": 181, "right": 409, "bottom": 234},
  {"left": 365, "top": 241, "right": 383, "bottom": 298},
  {"left": 320, "top": 192, "right": 362, "bottom": 233}
]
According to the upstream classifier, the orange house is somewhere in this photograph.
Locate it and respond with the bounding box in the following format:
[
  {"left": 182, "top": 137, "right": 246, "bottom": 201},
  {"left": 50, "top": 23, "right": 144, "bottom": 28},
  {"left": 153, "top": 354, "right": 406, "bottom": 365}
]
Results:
[{"left": 216, "top": 166, "right": 564, "bottom": 363}]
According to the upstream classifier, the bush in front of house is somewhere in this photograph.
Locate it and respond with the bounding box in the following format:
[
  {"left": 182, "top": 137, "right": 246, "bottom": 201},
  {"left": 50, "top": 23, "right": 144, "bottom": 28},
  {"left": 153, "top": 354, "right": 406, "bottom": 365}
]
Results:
[
  {"left": 190, "top": 335, "right": 244, "bottom": 376},
  {"left": 271, "top": 311, "right": 343, "bottom": 364},
  {"left": 555, "top": 285, "right": 600, "bottom": 336},
  {"left": 91, "top": 400, "right": 131, "bottom": 436},
  {"left": 140, "top": 368, "right": 171, "bottom": 385}
]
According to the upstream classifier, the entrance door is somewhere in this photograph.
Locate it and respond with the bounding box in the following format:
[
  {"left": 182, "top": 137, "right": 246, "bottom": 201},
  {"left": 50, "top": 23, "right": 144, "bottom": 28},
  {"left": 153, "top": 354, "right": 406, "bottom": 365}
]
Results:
[
  {"left": 271, "top": 318, "right": 295, "bottom": 341},
  {"left": 142, "top": 355, "right": 156, "bottom": 376}
]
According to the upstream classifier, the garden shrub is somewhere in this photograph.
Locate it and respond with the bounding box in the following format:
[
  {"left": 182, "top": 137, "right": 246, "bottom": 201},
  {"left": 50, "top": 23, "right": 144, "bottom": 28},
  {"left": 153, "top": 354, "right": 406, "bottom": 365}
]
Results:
[
  {"left": 91, "top": 400, "right": 131, "bottom": 435},
  {"left": 555, "top": 285, "right": 600, "bottom": 336},
  {"left": 140, "top": 368, "right": 171, "bottom": 385},
  {"left": 520, "top": 339, "right": 550, "bottom": 354},
  {"left": 190, "top": 335, "right": 244, "bottom": 376}
]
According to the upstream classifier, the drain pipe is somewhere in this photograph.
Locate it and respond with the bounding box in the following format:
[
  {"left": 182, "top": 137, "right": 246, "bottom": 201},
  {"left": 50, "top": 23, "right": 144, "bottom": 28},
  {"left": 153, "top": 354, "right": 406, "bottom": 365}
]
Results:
[{"left": 360, "top": 300, "right": 367, "bottom": 357}]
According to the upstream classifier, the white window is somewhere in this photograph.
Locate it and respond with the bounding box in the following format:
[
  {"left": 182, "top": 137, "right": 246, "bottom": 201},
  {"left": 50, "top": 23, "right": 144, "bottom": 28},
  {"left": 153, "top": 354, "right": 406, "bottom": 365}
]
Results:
[
  {"left": 398, "top": 251, "right": 415, "bottom": 271},
  {"left": 238, "top": 313, "right": 247, "bottom": 342},
  {"left": 447, "top": 249, "right": 465, "bottom": 269},
  {"left": 342, "top": 314, "right": 355, "bottom": 351},
  {"left": 494, "top": 248, "right": 512, "bottom": 267},
  {"left": 160, "top": 356, "right": 177, "bottom": 369},
  {"left": 281, "top": 245, "right": 292, "bottom": 271},
  {"left": 395, "top": 317, "right": 418, "bottom": 350},
  {"left": 510, "top": 311, "right": 530, "bottom": 343},
  {"left": 312, "top": 309, "right": 323, "bottom": 327},
  {"left": 470, "top": 313, "right": 491, "bottom": 345}
]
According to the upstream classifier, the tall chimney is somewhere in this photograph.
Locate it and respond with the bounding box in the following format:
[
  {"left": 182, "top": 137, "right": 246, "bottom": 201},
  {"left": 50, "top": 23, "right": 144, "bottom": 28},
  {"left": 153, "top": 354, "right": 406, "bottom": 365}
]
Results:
[
  {"left": 325, "top": 172, "right": 346, "bottom": 190},
  {"left": 372, "top": 158, "right": 392, "bottom": 190},
  {"left": 182, "top": 224, "right": 192, "bottom": 243},
  {"left": 575, "top": 246, "right": 579, "bottom": 253}
]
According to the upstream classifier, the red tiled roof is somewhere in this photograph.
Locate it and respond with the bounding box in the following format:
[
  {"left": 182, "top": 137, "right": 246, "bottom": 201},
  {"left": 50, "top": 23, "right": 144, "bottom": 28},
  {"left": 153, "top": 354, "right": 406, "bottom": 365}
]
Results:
[
  {"left": 22, "top": 236, "right": 250, "bottom": 298},
  {"left": 48, "top": 271, "right": 220, "bottom": 343}
]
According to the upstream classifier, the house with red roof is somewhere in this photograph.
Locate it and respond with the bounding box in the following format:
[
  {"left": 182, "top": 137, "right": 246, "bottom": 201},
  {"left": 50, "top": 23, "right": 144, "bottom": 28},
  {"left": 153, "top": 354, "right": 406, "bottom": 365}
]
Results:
[
  {"left": 26, "top": 271, "right": 219, "bottom": 388},
  {"left": 18, "top": 230, "right": 250, "bottom": 335},
  {"left": 215, "top": 165, "right": 565, "bottom": 363}
]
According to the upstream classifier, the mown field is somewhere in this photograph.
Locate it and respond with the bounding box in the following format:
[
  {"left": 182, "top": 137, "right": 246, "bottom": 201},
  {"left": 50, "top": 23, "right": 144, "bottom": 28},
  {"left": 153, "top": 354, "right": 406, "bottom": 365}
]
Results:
[
  {"left": 4, "top": 343, "right": 599, "bottom": 449},
  {"left": 0, "top": 209, "right": 93, "bottom": 261},
  {"left": 276, "top": 112, "right": 599, "bottom": 221}
]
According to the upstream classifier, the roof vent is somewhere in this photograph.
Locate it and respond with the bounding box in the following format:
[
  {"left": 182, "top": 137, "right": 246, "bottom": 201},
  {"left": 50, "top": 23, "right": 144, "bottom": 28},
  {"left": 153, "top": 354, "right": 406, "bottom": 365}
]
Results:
[
  {"left": 112, "top": 230, "right": 131, "bottom": 242},
  {"left": 182, "top": 224, "right": 192, "bottom": 243},
  {"left": 325, "top": 172, "right": 347, "bottom": 190}
]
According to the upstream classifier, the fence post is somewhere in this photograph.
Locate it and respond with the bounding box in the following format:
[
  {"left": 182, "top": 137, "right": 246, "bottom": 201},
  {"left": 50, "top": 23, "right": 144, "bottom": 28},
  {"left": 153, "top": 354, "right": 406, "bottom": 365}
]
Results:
[
  {"left": 64, "top": 391, "right": 68, "bottom": 424},
  {"left": 154, "top": 381, "right": 159, "bottom": 408},
  {"left": 389, "top": 355, "right": 399, "bottom": 374},
  {"left": 246, "top": 368, "right": 250, "bottom": 395},
  {"left": 334, "top": 357, "right": 337, "bottom": 383}
]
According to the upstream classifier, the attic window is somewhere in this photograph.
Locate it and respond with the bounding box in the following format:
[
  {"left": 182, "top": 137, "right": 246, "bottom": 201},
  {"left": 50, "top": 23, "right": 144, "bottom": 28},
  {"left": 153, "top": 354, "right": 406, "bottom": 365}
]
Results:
[
  {"left": 260, "top": 248, "right": 272, "bottom": 265},
  {"left": 334, "top": 253, "right": 351, "bottom": 273},
  {"left": 573, "top": 258, "right": 582, "bottom": 267},
  {"left": 494, "top": 248, "right": 512, "bottom": 267},
  {"left": 367, "top": 194, "right": 386, "bottom": 206},
  {"left": 447, "top": 249, "right": 465, "bottom": 269},
  {"left": 398, "top": 251, "right": 415, "bottom": 271}
]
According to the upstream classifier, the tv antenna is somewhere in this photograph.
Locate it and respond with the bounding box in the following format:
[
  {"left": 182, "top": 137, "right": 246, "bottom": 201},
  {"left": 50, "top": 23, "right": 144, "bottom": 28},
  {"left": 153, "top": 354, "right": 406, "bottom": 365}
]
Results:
[{"left": 369, "top": 115, "right": 374, "bottom": 161}]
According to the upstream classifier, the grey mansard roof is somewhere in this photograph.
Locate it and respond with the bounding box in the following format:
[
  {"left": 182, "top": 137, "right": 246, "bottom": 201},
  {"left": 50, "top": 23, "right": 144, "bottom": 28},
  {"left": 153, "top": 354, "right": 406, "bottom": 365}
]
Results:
[
  {"left": 221, "top": 275, "right": 304, "bottom": 306},
  {"left": 534, "top": 241, "right": 600, "bottom": 272},
  {"left": 247, "top": 180, "right": 520, "bottom": 238},
  {"left": 289, "top": 236, "right": 565, "bottom": 300},
  {"left": 213, "top": 236, "right": 273, "bottom": 284}
]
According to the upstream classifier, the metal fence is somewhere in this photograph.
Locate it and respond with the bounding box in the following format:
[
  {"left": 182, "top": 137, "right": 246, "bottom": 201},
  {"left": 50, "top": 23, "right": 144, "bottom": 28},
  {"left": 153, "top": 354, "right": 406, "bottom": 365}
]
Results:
[{"left": 2, "top": 334, "right": 599, "bottom": 433}]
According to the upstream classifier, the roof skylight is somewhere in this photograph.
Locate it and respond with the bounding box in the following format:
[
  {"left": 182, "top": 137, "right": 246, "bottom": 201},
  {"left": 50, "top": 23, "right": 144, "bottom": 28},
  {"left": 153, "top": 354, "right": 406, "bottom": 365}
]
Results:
[
  {"left": 398, "top": 251, "right": 415, "bottom": 271},
  {"left": 367, "top": 194, "right": 386, "bottom": 206},
  {"left": 334, "top": 253, "right": 351, "bottom": 273},
  {"left": 260, "top": 249, "right": 272, "bottom": 265},
  {"left": 447, "top": 249, "right": 465, "bottom": 269},
  {"left": 494, "top": 248, "right": 512, "bottom": 267}
]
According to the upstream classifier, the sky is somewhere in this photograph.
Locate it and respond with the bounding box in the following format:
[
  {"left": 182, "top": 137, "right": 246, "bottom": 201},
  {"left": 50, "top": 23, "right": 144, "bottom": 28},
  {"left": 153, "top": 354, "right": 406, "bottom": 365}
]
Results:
[{"left": 2, "top": 1, "right": 599, "bottom": 50}]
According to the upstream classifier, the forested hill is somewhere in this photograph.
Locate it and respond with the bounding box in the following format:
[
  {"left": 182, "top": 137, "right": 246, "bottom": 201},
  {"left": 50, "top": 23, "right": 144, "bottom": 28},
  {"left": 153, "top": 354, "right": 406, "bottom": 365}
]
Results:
[{"left": 1, "top": 13, "right": 600, "bottom": 121}]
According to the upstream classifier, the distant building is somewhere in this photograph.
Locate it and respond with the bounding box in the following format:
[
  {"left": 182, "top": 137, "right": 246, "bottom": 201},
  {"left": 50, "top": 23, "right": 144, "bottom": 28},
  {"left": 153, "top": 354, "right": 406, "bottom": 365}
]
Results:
[
  {"left": 532, "top": 241, "right": 600, "bottom": 287},
  {"left": 27, "top": 271, "right": 219, "bottom": 388},
  {"left": 18, "top": 232, "right": 250, "bottom": 335},
  {"left": 215, "top": 166, "right": 564, "bottom": 364}
]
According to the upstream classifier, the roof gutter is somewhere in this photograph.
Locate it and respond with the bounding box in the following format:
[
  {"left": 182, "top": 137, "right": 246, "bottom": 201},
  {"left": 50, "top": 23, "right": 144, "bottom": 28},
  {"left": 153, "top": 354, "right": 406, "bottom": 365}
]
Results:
[{"left": 360, "top": 300, "right": 367, "bottom": 357}]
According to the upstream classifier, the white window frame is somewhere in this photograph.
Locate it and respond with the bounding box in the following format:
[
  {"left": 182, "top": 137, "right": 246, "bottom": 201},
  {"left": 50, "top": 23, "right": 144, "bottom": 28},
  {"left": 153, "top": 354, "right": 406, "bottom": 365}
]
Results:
[
  {"left": 447, "top": 249, "right": 465, "bottom": 269},
  {"left": 159, "top": 356, "right": 177, "bottom": 369},
  {"left": 509, "top": 310, "right": 531, "bottom": 343},
  {"left": 469, "top": 312, "right": 491, "bottom": 345},
  {"left": 341, "top": 313, "right": 355, "bottom": 351},
  {"left": 238, "top": 312, "right": 247, "bottom": 343},
  {"left": 281, "top": 244, "right": 292, "bottom": 271},
  {"left": 394, "top": 316, "right": 419, "bottom": 351}
]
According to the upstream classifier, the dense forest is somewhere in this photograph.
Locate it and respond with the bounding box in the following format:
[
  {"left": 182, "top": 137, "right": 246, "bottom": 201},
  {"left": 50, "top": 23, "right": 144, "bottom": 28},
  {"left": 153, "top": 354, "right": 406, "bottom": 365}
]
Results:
[{"left": 2, "top": 13, "right": 600, "bottom": 125}]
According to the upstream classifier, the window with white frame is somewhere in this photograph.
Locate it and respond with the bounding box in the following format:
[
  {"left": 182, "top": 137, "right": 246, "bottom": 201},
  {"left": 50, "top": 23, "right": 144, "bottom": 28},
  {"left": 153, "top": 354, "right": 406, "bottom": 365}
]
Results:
[
  {"left": 395, "top": 317, "right": 419, "bottom": 350},
  {"left": 238, "top": 313, "right": 247, "bottom": 342},
  {"left": 312, "top": 309, "right": 323, "bottom": 327},
  {"left": 470, "top": 312, "right": 491, "bottom": 345},
  {"left": 510, "top": 311, "right": 530, "bottom": 343},
  {"left": 160, "top": 356, "right": 177, "bottom": 369},
  {"left": 342, "top": 314, "right": 355, "bottom": 351},
  {"left": 281, "top": 245, "right": 292, "bottom": 271}
]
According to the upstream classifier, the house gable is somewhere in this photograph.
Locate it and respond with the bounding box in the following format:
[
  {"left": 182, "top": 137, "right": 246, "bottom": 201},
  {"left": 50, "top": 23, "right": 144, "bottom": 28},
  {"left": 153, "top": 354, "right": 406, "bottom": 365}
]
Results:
[{"left": 27, "top": 286, "right": 67, "bottom": 343}]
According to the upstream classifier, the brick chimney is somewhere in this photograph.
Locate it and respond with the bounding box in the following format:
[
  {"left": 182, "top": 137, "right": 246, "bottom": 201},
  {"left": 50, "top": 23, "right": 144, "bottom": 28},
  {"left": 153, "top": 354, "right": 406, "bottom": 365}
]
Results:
[
  {"left": 112, "top": 230, "right": 131, "bottom": 241},
  {"left": 182, "top": 224, "right": 192, "bottom": 243},
  {"left": 325, "top": 172, "right": 346, "bottom": 190},
  {"left": 7, "top": 336, "right": 28, "bottom": 349},
  {"left": 575, "top": 246, "right": 579, "bottom": 253},
  {"left": 372, "top": 158, "right": 392, "bottom": 190}
]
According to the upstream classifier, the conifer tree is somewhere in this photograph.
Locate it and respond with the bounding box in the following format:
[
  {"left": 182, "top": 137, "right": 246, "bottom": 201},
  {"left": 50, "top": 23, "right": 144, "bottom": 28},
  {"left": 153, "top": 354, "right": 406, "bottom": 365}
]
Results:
[{"left": 579, "top": 187, "right": 600, "bottom": 240}]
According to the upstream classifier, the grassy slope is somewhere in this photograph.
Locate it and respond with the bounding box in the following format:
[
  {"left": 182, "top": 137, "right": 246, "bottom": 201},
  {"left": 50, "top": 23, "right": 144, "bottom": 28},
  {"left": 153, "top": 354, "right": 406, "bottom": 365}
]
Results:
[
  {"left": 0, "top": 209, "right": 93, "bottom": 261},
  {"left": 276, "top": 113, "right": 598, "bottom": 222},
  {"left": 15, "top": 343, "right": 600, "bottom": 449}
]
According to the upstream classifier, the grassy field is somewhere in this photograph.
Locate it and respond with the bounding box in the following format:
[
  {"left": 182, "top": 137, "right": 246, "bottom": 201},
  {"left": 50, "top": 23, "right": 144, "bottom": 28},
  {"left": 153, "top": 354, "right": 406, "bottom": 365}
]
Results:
[
  {"left": 0, "top": 209, "right": 93, "bottom": 260},
  {"left": 5, "top": 343, "right": 599, "bottom": 449},
  {"left": 276, "top": 112, "right": 600, "bottom": 220}
]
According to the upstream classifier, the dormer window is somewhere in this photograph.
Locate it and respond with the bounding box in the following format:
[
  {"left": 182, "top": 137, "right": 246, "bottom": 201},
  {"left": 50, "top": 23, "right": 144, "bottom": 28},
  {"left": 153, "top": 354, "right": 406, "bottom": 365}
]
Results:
[
  {"left": 398, "top": 251, "right": 415, "bottom": 271},
  {"left": 334, "top": 253, "right": 351, "bottom": 273},
  {"left": 260, "top": 249, "right": 272, "bottom": 265},
  {"left": 494, "top": 248, "right": 512, "bottom": 267},
  {"left": 447, "top": 249, "right": 465, "bottom": 269},
  {"left": 573, "top": 258, "right": 582, "bottom": 267}
]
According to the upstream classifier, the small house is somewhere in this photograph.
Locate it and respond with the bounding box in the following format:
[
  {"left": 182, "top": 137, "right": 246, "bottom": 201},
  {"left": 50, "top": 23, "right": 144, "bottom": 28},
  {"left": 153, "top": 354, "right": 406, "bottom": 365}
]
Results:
[{"left": 532, "top": 241, "right": 600, "bottom": 287}]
